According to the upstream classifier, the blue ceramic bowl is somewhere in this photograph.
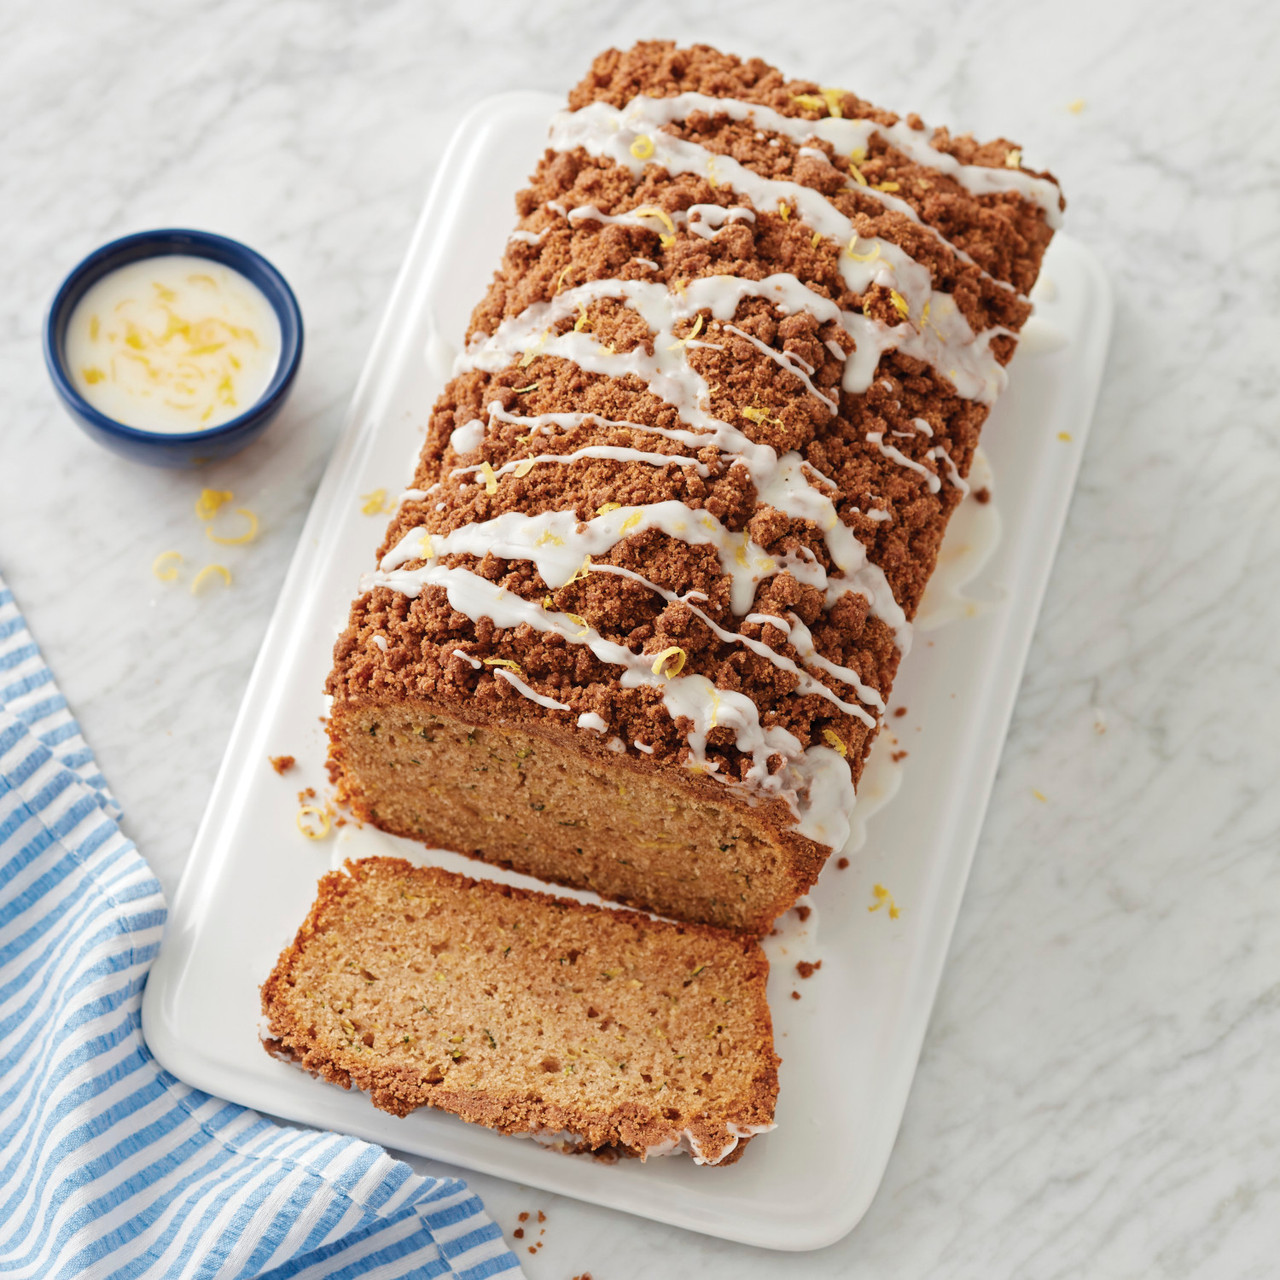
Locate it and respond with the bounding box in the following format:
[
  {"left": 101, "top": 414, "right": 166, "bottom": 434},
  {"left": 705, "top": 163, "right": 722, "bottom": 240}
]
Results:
[{"left": 44, "top": 228, "right": 303, "bottom": 468}]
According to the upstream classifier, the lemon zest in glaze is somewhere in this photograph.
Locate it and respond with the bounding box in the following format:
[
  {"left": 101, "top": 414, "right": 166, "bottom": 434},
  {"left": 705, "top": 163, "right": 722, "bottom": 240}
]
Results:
[
  {"left": 190, "top": 563, "right": 231, "bottom": 594},
  {"left": 205, "top": 507, "right": 259, "bottom": 545},
  {"left": 82, "top": 366, "right": 106, "bottom": 384},
  {"left": 791, "top": 93, "right": 825, "bottom": 112},
  {"left": 596, "top": 502, "right": 621, "bottom": 516},
  {"left": 536, "top": 529, "right": 565, "bottom": 547},
  {"left": 869, "top": 883, "right": 900, "bottom": 919},
  {"left": 297, "top": 805, "right": 331, "bottom": 840},
  {"left": 361, "top": 488, "right": 391, "bottom": 515},
  {"left": 195, "top": 488, "right": 233, "bottom": 521},
  {"left": 890, "top": 290, "right": 910, "bottom": 320},
  {"left": 633, "top": 205, "right": 676, "bottom": 237},
  {"left": 519, "top": 331, "right": 549, "bottom": 366},
  {"left": 565, "top": 555, "right": 592, "bottom": 584},
  {"left": 1067, "top": 98, "right": 1086, "bottom": 114},
  {"left": 1005, "top": 148, "right": 1022, "bottom": 169},
  {"left": 480, "top": 462, "right": 499, "bottom": 495},
  {"left": 811, "top": 231, "right": 822, "bottom": 248},
  {"left": 564, "top": 612, "right": 589, "bottom": 635},
  {"left": 415, "top": 531, "right": 434, "bottom": 560},
  {"left": 821, "top": 728, "right": 848, "bottom": 757},
  {"left": 666, "top": 314, "right": 704, "bottom": 350},
  {"left": 482, "top": 657, "right": 524, "bottom": 677},
  {"left": 151, "top": 550, "right": 183, "bottom": 582},
  {"left": 619, "top": 511, "right": 644, "bottom": 534},
  {"left": 845, "top": 237, "right": 879, "bottom": 263},
  {"left": 820, "top": 87, "right": 846, "bottom": 118},
  {"left": 574, "top": 303, "right": 591, "bottom": 332},
  {"left": 651, "top": 646, "right": 687, "bottom": 678},
  {"left": 705, "top": 156, "right": 720, "bottom": 188},
  {"left": 512, "top": 458, "right": 537, "bottom": 478},
  {"left": 629, "top": 134, "right": 655, "bottom": 161}
]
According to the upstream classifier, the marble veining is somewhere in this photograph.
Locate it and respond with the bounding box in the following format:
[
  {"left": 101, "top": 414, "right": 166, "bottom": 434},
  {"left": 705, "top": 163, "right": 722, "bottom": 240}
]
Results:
[{"left": 1, "top": 1, "right": 1277, "bottom": 1276}]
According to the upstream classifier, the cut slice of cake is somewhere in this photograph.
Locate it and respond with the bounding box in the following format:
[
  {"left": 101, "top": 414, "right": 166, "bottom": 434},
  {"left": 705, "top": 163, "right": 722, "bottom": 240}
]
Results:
[
  {"left": 327, "top": 40, "right": 1064, "bottom": 935},
  {"left": 261, "top": 857, "right": 779, "bottom": 1165}
]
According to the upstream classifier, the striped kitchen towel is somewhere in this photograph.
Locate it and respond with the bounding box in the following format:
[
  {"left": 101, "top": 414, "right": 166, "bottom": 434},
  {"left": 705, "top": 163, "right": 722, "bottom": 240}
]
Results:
[{"left": 0, "top": 571, "right": 522, "bottom": 1280}]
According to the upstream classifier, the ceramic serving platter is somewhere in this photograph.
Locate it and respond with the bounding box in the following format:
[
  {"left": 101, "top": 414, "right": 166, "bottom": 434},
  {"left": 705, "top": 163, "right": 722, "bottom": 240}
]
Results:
[{"left": 142, "top": 91, "right": 1113, "bottom": 1251}]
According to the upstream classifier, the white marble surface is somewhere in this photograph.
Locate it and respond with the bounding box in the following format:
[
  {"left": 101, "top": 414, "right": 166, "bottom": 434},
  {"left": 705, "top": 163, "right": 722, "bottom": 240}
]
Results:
[{"left": 3, "top": 1, "right": 1277, "bottom": 1276}]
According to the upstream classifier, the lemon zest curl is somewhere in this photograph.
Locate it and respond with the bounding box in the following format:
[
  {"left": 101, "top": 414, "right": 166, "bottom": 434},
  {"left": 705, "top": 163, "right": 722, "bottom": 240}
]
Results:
[
  {"left": 190, "top": 564, "right": 231, "bottom": 595},
  {"left": 297, "top": 805, "right": 331, "bottom": 840},
  {"left": 152, "top": 551, "right": 183, "bottom": 583},
  {"left": 195, "top": 489, "right": 232, "bottom": 521},
  {"left": 205, "top": 507, "right": 259, "bottom": 545},
  {"left": 651, "top": 646, "right": 687, "bottom": 678}
]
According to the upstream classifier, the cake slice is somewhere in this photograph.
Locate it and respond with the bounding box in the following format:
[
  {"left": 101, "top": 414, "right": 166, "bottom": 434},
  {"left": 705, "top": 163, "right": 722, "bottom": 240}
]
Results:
[
  {"left": 327, "top": 41, "right": 1063, "bottom": 935},
  {"left": 261, "top": 857, "right": 779, "bottom": 1165}
]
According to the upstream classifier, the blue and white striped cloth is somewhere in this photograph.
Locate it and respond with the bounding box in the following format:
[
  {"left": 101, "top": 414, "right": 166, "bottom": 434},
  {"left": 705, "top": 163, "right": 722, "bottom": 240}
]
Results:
[{"left": 0, "top": 572, "right": 522, "bottom": 1279}]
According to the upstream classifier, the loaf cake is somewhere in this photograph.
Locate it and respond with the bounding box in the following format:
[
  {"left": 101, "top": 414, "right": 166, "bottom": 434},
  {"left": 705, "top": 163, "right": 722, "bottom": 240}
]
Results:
[
  {"left": 327, "top": 41, "right": 1064, "bottom": 935},
  {"left": 262, "top": 858, "right": 778, "bottom": 1164}
]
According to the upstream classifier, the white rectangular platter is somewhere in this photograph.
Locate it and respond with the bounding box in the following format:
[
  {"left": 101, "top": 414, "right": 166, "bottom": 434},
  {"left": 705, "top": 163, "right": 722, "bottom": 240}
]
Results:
[{"left": 143, "top": 91, "right": 1112, "bottom": 1252}]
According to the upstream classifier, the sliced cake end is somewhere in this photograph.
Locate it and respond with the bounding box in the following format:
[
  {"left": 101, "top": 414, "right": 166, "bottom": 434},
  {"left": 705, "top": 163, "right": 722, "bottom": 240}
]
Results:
[{"left": 261, "top": 857, "right": 779, "bottom": 1165}]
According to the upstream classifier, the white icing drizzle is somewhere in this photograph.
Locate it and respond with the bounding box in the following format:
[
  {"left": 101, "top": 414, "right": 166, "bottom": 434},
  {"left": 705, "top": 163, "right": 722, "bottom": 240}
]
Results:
[
  {"left": 744, "top": 610, "right": 885, "bottom": 712},
  {"left": 719, "top": 322, "right": 839, "bottom": 413},
  {"left": 643, "top": 1120, "right": 777, "bottom": 1164},
  {"left": 588, "top": 90, "right": 1062, "bottom": 231},
  {"left": 631, "top": 257, "right": 659, "bottom": 270},
  {"left": 929, "top": 444, "right": 969, "bottom": 495},
  {"left": 451, "top": 648, "right": 481, "bottom": 669},
  {"left": 373, "top": 87, "right": 1033, "bottom": 842},
  {"left": 568, "top": 200, "right": 756, "bottom": 243},
  {"left": 370, "top": 634, "right": 388, "bottom": 652},
  {"left": 634, "top": 741, "right": 654, "bottom": 754},
  {"left": 867, "top": 430, "right": 941, "bottom": 494},
  {"left": 517, "top": 1127, "right": 587, "bottom": 1151},
  {"left": 452, "top": 443, "right": 712, "bottom": 482},
  {"left": 548, "top": 100, "right": 1011, "bottom": 404},
  {"left": 400, "top": 488, "right": 429, "bottom": 502},
  {"left": 685, "top": 202, "right": 756, "bottom": 237},
  {"left": 494, "top": 666, "right": 570, "bottom": 711},
  {"left": 589, "top": 561, "right": 878, "bottom": 724},
  {"left": 448, "top": 418, "right": 485, "bottom": 454},
  {"left": 366, "top": 562, "right": 856, "bottom": 843},
  {"left": 380, "top": 495, "right": 905, "bottom": 648},
  {"left": 507, "top": 227, "right": 549, "bottom": 245}
]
